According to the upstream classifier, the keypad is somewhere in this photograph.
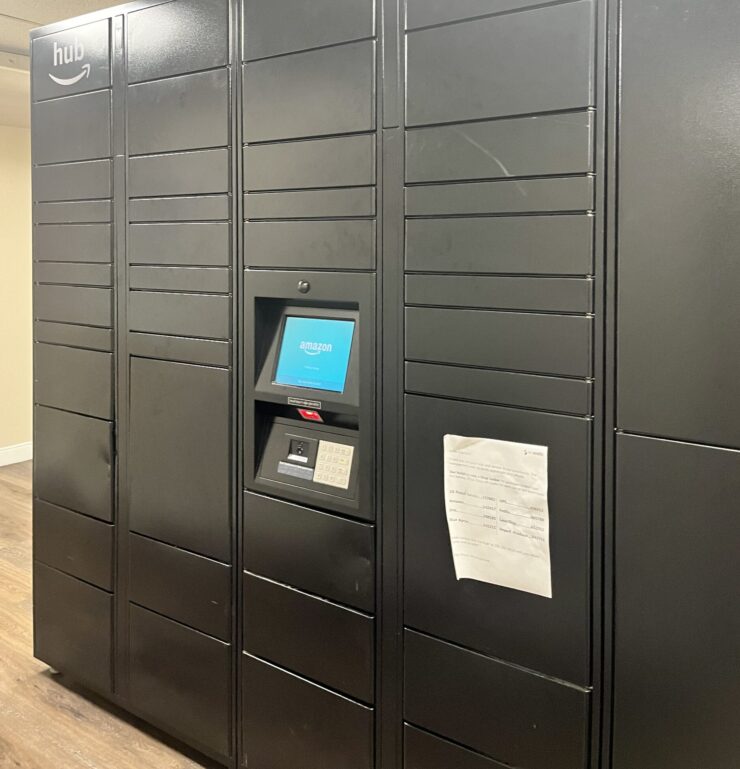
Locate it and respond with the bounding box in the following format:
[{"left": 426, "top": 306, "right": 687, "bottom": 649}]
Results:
[{"left": 313, "top": 440, "right": 354, "bottom": 489}]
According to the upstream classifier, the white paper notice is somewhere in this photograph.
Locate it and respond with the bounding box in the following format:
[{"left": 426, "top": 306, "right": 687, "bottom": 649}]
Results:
[{"left": 443, "top": 434, "right": 552, "bottom": 598}]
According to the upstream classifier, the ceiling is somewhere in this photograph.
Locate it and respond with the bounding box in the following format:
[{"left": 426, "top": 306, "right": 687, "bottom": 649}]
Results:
[{"left": 0, "top": 1, "right": 114, "bottom": 127}]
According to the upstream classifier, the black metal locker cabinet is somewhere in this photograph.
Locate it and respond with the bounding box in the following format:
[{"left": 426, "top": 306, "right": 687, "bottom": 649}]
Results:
[
  {"left": 612, "top": 2, "right": 740, "bottom": 768},
  {"left": 400, "top": 2, "right": 602, "bottom": 768},
  {"left": 32, "top": 15, "right": 116, "bottom": 698},
  {"left": 31, "top": 1, "right": 236, "bottom": 764},
  {"left": 124, "top": 0, "right": 234, "bottom": 762},
  {"left": 239, "top": 1, "right": 378, "bottom": 767},
  {"left": 29, "top": 2, "right": 740, "bottom": 769}
]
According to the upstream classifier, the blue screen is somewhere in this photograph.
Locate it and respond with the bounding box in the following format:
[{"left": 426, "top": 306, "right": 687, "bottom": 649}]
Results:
[{"left": 274, "top": 316, "right": 355, "bottom": 393}]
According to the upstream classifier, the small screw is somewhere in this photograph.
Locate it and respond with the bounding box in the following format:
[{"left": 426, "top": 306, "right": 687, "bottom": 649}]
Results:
[{"left": 297, "top": 280, "right": 311, "bottom": 294}]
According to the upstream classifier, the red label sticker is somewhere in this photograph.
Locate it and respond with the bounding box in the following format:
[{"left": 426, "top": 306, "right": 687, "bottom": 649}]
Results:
[{"left": 297, "top": 409, "right": 323, "bottom": 423}]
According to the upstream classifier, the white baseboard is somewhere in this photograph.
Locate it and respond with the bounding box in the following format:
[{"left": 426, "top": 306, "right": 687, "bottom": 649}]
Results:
[{"left": 0, "top": 442, "right": 33, "bottom": 467}]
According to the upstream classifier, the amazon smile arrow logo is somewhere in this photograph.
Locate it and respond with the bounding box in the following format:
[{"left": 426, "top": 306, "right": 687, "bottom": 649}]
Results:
[
  {"left": 48, "top": 37, "right": 90, "bottom": 86},
  {"left": 49, "top": 62, "right": 90, "bottom": 86}
]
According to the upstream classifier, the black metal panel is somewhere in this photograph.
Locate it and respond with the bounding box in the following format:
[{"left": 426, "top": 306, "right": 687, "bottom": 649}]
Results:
[
  {"left": 242, "top": 654, "right": 373, "bottom": 769},
  {"left": 129, "top": 604, "right": 231, "bottom": 760},
  {"left": 406, "top": 275, "right": 592, "bottom": 313},
  {"left": 35, "top": 285, "right": 112, "bottom": 328},
  {"left": 128, "top": 332, "right": 231, "bottom": 367},
  {"left": 33, "top": 159, "right": 111, "bottom": 202},
  {"left": 243, "top": 0, "right": 374, "bottom": 61},
  {"left": 612, "top": 434, "right": 740, "bottom": 769},
  {"left": 244, "top": 220, "right": 375, "bottom": 270},
  {"left": 128, "top": 149, "right": 230, "bottom": 198},
  {"left": 35, "top": 263, "right": 112, "bottom": 287},
  {"left": 128, "top": 291, "right": 230, "bottom": 339},
  {"left": 31, "top": 18, "right": 110, "bottom": 101},
  {"left": 129, "top": 222, "right": 230, "bottom": 266},
  {"left": 34, "top": 500, "right": 113, "bottom": 590},
  {"left": 129, "top": 266, "right": 230, "bottom": 293},
  {"left": 126, "top": 289, "right": 230, "bottom": 339},
  {"left": 33, "top": 562, "right": 112, "bottom": 693},
  {"left": 34, "top": 343, "right": 112, "bottom": 419},
  {"left": 34, "top": 200, "right": 112, "bottom": 224},
  {"left": 35, "top": 224, "right": 111, "bottom": 263},
  {"left": 129, "top": 533, "right": 231, "bottom": 641},
  {"left": 405, "top": 363, "right": 592, "bottom": 416},
  {"left": 404, "top": 726, "right": 509, "bottom": 769},
  {"left": 245, "top": 187, "right": 375, "bottom": 219},
  {"left": 617, "top": 0, "right": 740, "bottom": 447},
  {"left": 243, "top": 573, "right": 374, "bottom": 702},
  {"left": 406, "top": 177, "right": 593, "bottom": 216},
  {"left": 406, "top": 112, "right": 593, "bottom": 183},
  {"left": 406, "top": 0, "right": 549, "bottom": 29},
  {"left": 405, "top": 215, "right": 593, "bottom": 275},
  {"left": 242, "top": 41, "right": 376, "bottom": 142},
  {"left": 34, "top": 321, "right": 113, "bottom": 352},
  {"left": 32, "top": 90, "right": 111, "bottom": 164},
  {"left": 129, "top": 358, "right": 230, "bottom": 561},
  {"left": 406, "top": 0, "right": 594, "bottom": 126},
  {"left": 406, "top": 307, "right": 592, "bottom": 378},
  {"left": 128, "top": 69, "right": 229, "bottom": 155},
  {"left": 127, "top": 0, "right": 229, "bottom": 83},
  {"left": 34, "top": 405, "right": 113, "bottom": 521},
  {"left": 128, "top": 195, "right": 230, "bottom": 223},
  {"left": 404, "top": 395, "right": 591, "bottom": 684},
  {"left": 404, "top": 630, "right": 589, "bottom": 769},
  {"left": 244, "top": 134, "right": 375, "bottom": 191},
  {"left": 243, "top": 492, "right": 374, "bottom": 612}
]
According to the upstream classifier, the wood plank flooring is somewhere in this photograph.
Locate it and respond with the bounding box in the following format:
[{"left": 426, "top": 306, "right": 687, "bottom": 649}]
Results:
[{"left": 0, "top": 461, "right": 218, "bottom": 769}]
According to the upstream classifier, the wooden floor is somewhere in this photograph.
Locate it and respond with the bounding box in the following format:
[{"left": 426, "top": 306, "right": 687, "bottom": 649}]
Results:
[{"left": 0, "top": 462, "right": 218, "bottom": 769}]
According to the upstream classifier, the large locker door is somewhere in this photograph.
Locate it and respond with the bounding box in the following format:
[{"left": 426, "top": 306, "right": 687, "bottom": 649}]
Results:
[
  {"left": 31, "top": 17, "right": 115, "bottom": 696},
  {"left": 123, "top": 0, "right": 234, "bottom": 762},
  {"left": 613, "top": 437, "right": 740, "bottom": 769},
  {"left": 401, "top": 2, "right": 600, "bottom": 768},
  {"left": 614, "top": 3, "right": 740, "bottom": 768}
]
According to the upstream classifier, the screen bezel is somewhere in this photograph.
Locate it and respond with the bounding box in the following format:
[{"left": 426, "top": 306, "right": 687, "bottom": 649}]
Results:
[{"left": 272, "top": 315, "right": 356, "bottom": 394}]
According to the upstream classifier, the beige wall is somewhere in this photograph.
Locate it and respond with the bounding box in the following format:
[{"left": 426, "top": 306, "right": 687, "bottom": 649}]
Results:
[{"left": 0, "top": 125, "right": 32, "bottom": 451}]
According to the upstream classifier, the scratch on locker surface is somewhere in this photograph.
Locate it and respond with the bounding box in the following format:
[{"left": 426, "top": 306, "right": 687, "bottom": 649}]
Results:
[{"left": 452, "top": 127, "right": 528, "bottom": 196}]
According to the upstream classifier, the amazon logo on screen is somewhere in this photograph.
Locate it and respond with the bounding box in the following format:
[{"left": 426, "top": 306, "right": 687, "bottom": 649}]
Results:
[
  {"left": 299, "top": 341, "right": 334, "bottom": 356},
  {"left": 49, "top": 38, "right": 90, "bottom": 86}
]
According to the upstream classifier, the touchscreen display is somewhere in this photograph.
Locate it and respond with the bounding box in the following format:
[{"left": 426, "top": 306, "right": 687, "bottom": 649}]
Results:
[{"left": 274, "top": 316, "right": 355, "bottom": 393}]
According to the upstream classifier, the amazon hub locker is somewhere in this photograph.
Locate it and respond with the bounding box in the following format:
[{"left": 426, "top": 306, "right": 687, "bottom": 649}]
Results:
[{"left": 30, "top": 1, "right": 740, "bottom": 769}]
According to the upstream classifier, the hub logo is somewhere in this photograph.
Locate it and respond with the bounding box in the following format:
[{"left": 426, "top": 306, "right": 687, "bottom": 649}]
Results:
[
  {"left": 49, "top": 38, "right": 90, "bottom": 86},
  {"left": 299, "top": 341, "right": 333, "bottom": 356}
]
